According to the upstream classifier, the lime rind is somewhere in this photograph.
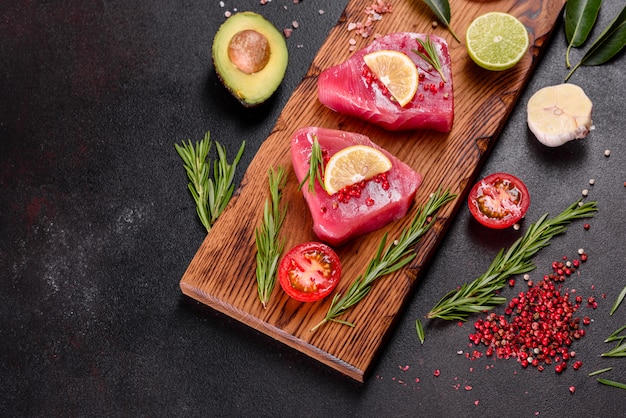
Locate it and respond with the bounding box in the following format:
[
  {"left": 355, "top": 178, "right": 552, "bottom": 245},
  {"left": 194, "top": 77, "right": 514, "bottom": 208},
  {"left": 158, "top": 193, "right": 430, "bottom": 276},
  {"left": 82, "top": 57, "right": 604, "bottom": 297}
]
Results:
[{"left": 466, "top": 12, "right": 529, "bottom": 71}]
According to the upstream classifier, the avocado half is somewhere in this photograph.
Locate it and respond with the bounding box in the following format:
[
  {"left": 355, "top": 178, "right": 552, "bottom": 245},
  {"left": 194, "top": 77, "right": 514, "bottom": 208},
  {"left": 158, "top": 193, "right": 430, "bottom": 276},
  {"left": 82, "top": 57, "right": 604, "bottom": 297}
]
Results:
[{"left": 212, "top": 12, "right": 288, "bottom": 107}]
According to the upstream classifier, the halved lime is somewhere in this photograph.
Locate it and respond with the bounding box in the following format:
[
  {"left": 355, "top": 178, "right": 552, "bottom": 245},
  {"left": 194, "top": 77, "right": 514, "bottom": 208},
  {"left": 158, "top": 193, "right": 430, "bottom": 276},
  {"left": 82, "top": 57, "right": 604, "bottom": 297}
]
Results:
[{"left": 466, "top": 12, "right": 529, "bottom": 71}]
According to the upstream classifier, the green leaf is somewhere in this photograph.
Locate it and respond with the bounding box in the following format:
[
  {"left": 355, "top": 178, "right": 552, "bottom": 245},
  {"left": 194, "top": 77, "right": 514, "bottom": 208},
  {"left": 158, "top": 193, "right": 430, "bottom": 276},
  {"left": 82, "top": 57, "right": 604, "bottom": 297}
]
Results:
[
  {"left": 588, "top": 367, "right": 612, "bottom": 376},
  {"left": 415, "top": 319, "right": 425, "bottom": 344},
  {"left": 564, "top": 0, "right": 603, "bottom": 68},
  {"left": 597, "top": 378, "right": 626, "bottom": 390},
  {"left": 421, "top": 0, "right": 460, "bottom": 43},
  {"left": 610, "top": 285, "right": 626, "bottom": 315},
  {"left": 566, "top": 5, "right": 626, "bottom": 81}
]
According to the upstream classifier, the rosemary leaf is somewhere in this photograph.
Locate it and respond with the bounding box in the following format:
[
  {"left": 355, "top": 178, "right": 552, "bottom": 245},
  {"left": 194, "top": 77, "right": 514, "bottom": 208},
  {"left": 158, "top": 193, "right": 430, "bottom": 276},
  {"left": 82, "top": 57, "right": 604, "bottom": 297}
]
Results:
[
  {"left": 310, "top": 188, "right": 456, "bottom": 332},
  {"left": 588, "top": 367, "right": 612, "bottom": 376},
  {"left": 412, "top": 36, "right": 447, "bottom": 82},
  {"left": 610, "top": 285, "right": 626, "bottom": 315},
  {"left": 175, "top": 131, "right": 245, "bottom": 233},
  {"left": 255, "top": 166, "right": 287, "bottom": 308},
  {"left": 597, "top": 378, "right": 626, "bottom": 391},
  {"left": 415, "top": 318, "right": 425, "bottom": 344},
  {"left": 427, "top": 200, "right": 598, "bottom": 321}
]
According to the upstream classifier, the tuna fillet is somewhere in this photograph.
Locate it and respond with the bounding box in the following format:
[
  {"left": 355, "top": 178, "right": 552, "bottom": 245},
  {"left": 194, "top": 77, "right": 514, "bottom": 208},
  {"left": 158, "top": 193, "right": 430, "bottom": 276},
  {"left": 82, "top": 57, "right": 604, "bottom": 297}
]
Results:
[
  {"left": 291, "top": 127, "right": 422, "bottom": 246},
  {"left": 317, "top": 32, "right": 454, "bottom": 132}
]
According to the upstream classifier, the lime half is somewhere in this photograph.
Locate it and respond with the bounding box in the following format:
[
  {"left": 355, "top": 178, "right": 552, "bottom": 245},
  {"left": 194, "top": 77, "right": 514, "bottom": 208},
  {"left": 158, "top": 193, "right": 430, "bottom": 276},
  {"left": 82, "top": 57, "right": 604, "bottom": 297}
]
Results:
[{"left": 466, "top": 12, "right": 529, "bottom": 71}]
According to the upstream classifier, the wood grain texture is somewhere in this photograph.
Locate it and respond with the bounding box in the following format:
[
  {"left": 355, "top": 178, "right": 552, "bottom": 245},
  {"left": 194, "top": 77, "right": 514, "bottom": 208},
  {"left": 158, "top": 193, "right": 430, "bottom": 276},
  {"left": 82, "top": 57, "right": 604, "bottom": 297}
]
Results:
[{"left": 180, "top": 0, "right": 566, "bottom": 382}]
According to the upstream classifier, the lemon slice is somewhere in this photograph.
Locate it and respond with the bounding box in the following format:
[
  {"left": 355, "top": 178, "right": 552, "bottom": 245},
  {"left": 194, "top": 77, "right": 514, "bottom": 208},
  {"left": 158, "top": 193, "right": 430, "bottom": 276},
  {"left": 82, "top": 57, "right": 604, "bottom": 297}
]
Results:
[
  {"left": 323, "top": 145, "right": 392, "bottom": 195},
  {"left": 363, "top": 50, "right": 419, "bottom": 107},
  {"left": 466, "top": 12, "right": 529, "bottom": 71}
]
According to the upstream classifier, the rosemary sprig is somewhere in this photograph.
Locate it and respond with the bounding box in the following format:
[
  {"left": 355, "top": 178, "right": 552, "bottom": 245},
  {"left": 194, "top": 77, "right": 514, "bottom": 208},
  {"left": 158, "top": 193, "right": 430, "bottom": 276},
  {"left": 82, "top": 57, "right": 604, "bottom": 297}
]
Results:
[
  {"left": 175, "top": 131, "right": 245, "bottom": 232},
  {"left": 298, "top": 135, "right": 325, "bottom": 194},
  {"left": 310, "top": 188, "right": 456, "bottom": 332},
  {"left": 412, "top": 36, "right": 447, "bottom": 82},
  {"left": 427, "top": 200, "right": 598, "bottom": 321},
  {"left": 255, "top": 166, "right": 288, "bottom": 308}
]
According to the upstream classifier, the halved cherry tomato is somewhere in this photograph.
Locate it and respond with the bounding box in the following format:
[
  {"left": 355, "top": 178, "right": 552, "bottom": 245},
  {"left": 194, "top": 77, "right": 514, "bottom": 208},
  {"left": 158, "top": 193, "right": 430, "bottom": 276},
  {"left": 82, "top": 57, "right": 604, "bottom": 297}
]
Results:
[
  {"left": 467, "top": 172, "right": 530, "bottom": 229},
  {"left": 278, "top": 242, "right": 342, "bottom": 303}
]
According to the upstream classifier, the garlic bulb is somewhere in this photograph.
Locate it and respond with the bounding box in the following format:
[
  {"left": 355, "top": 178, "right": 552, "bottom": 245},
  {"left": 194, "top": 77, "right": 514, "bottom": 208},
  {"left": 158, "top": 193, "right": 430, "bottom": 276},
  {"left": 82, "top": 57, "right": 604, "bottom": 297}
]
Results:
[{"left": 526, "top": 83, "right": 593, "bottom": 147}]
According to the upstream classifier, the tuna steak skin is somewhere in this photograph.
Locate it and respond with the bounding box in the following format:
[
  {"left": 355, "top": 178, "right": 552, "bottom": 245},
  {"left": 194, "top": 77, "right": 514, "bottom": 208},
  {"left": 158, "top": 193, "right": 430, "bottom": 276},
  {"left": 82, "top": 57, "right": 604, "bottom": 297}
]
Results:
[
  {"left": 317, "top": 32, "right": 453, "bottom": 132},
  {"left": 291, "top": 127, "right": 422, "bottom": 246}
]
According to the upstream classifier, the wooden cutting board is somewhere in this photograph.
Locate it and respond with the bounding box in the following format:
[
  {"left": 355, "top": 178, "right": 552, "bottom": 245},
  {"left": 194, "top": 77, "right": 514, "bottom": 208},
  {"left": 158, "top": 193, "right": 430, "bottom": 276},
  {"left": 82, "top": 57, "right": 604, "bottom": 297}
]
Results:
[{"left": 180, "top": 0, "right": 566, "bottom": 382}]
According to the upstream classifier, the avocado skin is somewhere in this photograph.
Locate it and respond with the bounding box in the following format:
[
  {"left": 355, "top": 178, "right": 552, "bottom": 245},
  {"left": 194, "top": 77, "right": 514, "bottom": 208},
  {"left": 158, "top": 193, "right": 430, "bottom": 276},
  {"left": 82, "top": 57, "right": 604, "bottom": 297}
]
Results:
[{"left": 212, "top": 12, "right": 288, "bottom": 107}]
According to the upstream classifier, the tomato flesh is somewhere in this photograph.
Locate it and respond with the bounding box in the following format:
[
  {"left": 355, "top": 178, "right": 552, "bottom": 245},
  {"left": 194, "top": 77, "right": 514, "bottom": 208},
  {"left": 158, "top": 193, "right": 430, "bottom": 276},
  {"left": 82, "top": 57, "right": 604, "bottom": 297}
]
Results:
[
  {"left": 278, "top": 242, "right": 342, "bottom": 302},
  {"left": 468, "top": 172, "right": 530, "bottom": 229}
]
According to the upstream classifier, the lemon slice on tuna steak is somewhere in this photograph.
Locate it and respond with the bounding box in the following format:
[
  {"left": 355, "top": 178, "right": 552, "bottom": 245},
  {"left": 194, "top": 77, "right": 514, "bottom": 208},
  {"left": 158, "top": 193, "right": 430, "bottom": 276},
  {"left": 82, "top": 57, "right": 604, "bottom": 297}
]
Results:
[
  {"left": 363, "top": 50, "right": 419, "bottom": 107},
  {"left": 323, "top": 145, "right": 392, "bottom": 195}
]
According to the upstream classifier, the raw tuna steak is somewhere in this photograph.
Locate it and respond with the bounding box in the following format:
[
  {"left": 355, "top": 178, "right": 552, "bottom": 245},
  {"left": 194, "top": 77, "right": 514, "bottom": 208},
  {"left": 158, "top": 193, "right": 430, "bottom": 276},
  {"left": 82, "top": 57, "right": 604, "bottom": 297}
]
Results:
[
  {"left": 317, "top": 32, "right": 453, "bottom": 132},
  {"left": 291, "top": 127, "right": 422, "bottom": 246}
]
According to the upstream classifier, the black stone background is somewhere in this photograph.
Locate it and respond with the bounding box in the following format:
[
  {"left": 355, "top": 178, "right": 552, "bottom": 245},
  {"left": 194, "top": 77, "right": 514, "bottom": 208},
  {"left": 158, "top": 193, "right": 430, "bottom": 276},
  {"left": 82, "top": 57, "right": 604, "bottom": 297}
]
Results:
[{"left": 1, "top": 1, "right": 625, "bottom": 416}]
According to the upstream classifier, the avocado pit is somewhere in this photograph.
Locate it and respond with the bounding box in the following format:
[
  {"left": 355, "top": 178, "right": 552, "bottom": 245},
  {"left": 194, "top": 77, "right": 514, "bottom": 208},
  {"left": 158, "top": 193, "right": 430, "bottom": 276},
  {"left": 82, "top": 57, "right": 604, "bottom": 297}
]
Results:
[{"left": 228, "top": 30, "right": 270, "bottom": 74}]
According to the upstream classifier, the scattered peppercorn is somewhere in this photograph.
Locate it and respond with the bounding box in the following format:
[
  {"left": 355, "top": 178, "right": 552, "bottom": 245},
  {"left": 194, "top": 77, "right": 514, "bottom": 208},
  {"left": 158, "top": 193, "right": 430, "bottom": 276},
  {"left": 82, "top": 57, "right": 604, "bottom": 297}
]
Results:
[{"left": 467, "top": 254, "right": 593, "bottom": 373}]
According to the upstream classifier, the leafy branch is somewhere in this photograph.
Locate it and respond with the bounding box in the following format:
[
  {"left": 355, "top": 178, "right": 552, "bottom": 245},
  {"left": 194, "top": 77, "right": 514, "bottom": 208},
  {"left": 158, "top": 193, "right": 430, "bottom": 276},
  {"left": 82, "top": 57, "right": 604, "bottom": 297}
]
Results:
[
  {"left": 565, "top": 5, "right": 626, "bottom": 81},
  {"left": 427, "top": 200, "right": 598, "bottom": 321},
  {"left": 564, "top": 0, "right": 602, "bottom": 68},
  {"left": 311, "top": 188, "right": 456, "bottom": 332},
  {"left": 255, "top": 166, "right": 288, "bottom": 308},
  {"left": 175, "top": 131, "right": 245, "bottom": 232}
]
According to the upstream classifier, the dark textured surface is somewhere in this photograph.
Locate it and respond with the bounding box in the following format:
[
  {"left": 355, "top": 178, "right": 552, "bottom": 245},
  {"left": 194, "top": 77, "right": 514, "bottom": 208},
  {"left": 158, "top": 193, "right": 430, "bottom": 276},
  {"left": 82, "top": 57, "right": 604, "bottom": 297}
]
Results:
[{"left": 1, "top": 1, "right": 625, "bottom": 417}]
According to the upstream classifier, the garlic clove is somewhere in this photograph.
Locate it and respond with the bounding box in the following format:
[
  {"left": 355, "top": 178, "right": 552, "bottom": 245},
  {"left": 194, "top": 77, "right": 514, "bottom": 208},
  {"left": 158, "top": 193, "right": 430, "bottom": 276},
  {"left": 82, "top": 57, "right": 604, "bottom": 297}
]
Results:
[{"left": 526, "top": 83, "right": 593, "bottom": 147}]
